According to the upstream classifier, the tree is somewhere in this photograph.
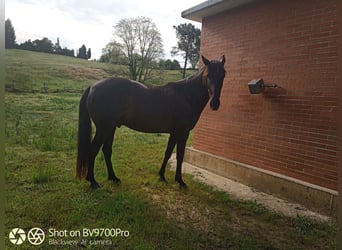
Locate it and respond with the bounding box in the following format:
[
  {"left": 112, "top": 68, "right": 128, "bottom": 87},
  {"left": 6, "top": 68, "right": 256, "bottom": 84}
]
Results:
[
  {"left": 19, "top": 39, "right": 34, "bottom": 51},
  {"left": 172, "top": 23, "right": 201, "bottom": 78},
  {"left": 171, "top": 60, "right": 181, "bottom": 70},
  {"left": 53, "top": 38, "right": 62, "bottom": 54},
  {"left": 87, "top": 48, "right": 91, "bottom": 59},
  {"left": 61, "top": 47, "right": 75, "bottom": 57},
  {"left": 32, "top": 37, "right": 53, "bottom": 53},
  {"left": 113, "top": 16, "right": 164, "bottom": 82},
  {"left": 5, "top": 19, "right": 16, "bottom": 48},
  {"left": 77, "top": 44, "right": 87, "bottom": 59},
  {"left": 100, "top": 41, "right": 127, "bottom": 64},
  {"left": 159, "top": 59, "right": 181, "bottom": 70}
]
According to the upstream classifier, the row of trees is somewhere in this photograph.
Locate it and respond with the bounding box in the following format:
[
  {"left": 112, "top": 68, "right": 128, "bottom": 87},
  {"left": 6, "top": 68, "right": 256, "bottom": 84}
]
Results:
[
  {"left": 100, "top": 41, "right": 181, "bottom": 71},
  {"left": 100, "top": 17, "right": 201, "bottom": 82},
  {"left": 5, "top": 19, "right": 91, "bottom": 59},
  {"left": 6, "top": 17, "right": 201, "bottom": 81},
  {"left": 158, "top": 59, "right": 181, "bottom": 70}
]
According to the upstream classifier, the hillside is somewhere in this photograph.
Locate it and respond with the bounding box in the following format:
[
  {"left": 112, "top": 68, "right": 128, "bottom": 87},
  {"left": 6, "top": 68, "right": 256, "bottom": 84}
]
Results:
[{"left": 5, "top": 49, "right": 191, "bottom": 92}]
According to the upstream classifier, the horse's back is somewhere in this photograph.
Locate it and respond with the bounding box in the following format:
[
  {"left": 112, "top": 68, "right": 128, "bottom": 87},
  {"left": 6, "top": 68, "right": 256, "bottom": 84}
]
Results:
[
  {"left": 86, "top": 78, "right": 138, "bottom": 126},
  {"left": 90, "top": 77, "right": 147, "bottom": 95},
  {"left": 86, "top": 77, "right": 199, "bottom": 133}
]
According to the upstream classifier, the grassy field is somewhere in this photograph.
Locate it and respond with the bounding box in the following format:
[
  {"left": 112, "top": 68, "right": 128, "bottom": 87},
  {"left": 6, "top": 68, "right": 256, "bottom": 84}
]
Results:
[
  {"left": 5, "top": 49, "right": 192, "bottom": 92},
  {"left": 5, "top": 50, "right": 337, "bottom": 249}
]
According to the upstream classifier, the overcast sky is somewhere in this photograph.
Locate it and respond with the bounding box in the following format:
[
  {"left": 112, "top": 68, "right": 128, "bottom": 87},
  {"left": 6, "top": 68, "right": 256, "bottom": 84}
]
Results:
[{"left": 5, "top": 0, "right": 202, "bottom": 61}]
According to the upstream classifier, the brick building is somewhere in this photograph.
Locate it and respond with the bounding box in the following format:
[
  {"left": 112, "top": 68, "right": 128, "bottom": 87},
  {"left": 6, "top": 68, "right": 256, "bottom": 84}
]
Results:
[{"left": 182, "top": 0, "right": 338, "bottom": 214}]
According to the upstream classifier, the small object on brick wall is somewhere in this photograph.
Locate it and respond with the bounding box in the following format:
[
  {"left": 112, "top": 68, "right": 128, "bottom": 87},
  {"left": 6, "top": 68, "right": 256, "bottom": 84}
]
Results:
[{"left": 248, "top": 78, "right": 278, "bottom": 94}]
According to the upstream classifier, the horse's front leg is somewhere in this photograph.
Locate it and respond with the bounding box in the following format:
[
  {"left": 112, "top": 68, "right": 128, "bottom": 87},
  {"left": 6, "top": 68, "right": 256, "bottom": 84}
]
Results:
[
  {"left": 158, "top": 134, "right": 177, "bottom": 183},
  {"left": 175, "top": 130, "right": 190, "bottom": 189}
]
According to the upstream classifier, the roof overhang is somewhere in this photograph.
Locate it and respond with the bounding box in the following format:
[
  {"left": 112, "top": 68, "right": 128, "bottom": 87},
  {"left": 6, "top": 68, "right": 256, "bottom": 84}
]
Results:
[{"left": 182, "top": 0, "right": 258, "bottom": 22}]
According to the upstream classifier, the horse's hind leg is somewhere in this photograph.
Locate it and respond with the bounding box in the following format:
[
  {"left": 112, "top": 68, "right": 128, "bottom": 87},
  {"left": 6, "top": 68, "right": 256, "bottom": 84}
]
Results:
[
  {"left": 158, "top": 133, "right": 177, "bottom": 183},
  {"left": 87, "top": 129, "right": 106, "bottom": 189},
  {"left": 102, "top": 127, "right": 121, "bottom": 185}
]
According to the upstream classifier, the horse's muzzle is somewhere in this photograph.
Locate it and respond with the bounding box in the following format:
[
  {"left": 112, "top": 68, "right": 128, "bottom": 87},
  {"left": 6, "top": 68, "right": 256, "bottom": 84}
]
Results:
[{"left": 210, "top": 98, "right": 220, "bottom": 110}]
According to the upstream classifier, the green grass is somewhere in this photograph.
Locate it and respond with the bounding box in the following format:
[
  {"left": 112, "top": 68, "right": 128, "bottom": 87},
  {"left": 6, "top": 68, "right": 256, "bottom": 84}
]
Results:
[
  {"left": 4, "top": 50, "right": 337, "bottom": 249},
  {"left": 5, "top": 49, "right": 195, "bottom": 92},
  {"left": 5, "top": 50, "right": 115, "bottom": 92}
]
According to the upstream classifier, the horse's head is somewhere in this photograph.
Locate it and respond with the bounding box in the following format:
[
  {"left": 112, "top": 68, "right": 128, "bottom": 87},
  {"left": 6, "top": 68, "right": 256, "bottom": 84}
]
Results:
[{"left": 202, "top": 55, "right": 226, "bottom": 110}]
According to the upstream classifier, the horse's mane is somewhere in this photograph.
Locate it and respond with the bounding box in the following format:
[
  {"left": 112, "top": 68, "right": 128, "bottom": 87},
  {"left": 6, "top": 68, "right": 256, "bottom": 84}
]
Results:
[
  {"left": 134, "top": 66, "right": 207, "bottom": 89},
  {"left": 169, "top": 66, "right": 206, "bottom": 85}
]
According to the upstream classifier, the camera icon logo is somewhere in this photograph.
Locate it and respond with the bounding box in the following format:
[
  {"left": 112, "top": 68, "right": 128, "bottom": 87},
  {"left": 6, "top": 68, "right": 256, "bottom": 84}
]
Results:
[
  {"left": 27, "top": 227, "right": 45, "bottom": 245},
  {"left": 9, "top": 228, "right": 26, "bottom": 245},
  {"left": 9, "top": 227, "right": 45, "bottom": 245}
]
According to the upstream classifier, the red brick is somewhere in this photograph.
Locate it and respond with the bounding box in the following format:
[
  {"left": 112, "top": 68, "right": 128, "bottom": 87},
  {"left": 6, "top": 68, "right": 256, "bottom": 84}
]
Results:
[{"left": 195, "top": 0, "right": 338, "bottom": 191}]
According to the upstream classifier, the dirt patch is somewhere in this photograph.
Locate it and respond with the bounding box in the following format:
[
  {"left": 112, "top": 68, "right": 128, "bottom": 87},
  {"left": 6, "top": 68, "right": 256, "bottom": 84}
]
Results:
[
  {"left": 62, "top": 66, "right": 109, "bottom": 81},
  {"left": 169, "top": 154, "right": 331, "bottom": 222}
]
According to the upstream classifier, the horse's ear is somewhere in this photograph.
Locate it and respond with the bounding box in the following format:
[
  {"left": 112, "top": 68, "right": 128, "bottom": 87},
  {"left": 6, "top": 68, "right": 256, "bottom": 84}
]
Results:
[
  {"left": 219, "top": 55, "right": 225, "bottom": 65},
  {"left": 202, "top": 55, "right": 210, "bottom": 66}
]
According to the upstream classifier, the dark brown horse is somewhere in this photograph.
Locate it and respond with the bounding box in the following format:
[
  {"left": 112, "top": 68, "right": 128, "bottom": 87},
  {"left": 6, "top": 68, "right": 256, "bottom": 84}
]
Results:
[{"left": 76, "top": 55, "right": 226, "bottom": 189}]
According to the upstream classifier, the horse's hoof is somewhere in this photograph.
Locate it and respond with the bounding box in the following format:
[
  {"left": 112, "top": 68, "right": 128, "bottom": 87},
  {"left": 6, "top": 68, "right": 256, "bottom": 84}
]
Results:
[
  {"left": 159, "top": 176, "right": 168, "bottom": 183},
  {"left": 110, "top": 178, "right": 121, "bottom": 185},
  {"left": 179, "top": 183, "right": 188, "bottom": 189},
  {"left": 90, "top": 182, "right": 100, "bottom": 189},
  {"left": 176, "top": 180, "right": 188, "bottom": 189}
]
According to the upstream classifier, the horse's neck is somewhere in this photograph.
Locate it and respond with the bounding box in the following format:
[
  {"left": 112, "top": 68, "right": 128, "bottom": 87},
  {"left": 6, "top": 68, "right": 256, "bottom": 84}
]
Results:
[
  {"left": 184, "top": 67, "right": 205, "bottom": 83},
  {"left": 181, "top": 69, "right": 210, "bottom": 114}
]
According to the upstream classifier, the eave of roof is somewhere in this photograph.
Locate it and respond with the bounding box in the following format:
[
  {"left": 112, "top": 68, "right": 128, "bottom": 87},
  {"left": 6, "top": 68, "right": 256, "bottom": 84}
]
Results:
[{"left": 182, "top": 0, "right": 258, "bottom": 22}]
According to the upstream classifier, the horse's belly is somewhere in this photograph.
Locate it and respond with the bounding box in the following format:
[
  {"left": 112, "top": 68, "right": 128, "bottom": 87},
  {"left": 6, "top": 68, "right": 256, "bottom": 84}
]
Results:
[{"left": 121, "top": 111, "right": 174, "bottom": 133}]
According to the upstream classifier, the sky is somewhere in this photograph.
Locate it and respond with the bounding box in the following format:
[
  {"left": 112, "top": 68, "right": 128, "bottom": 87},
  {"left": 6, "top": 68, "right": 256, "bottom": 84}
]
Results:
[{"left": 5, "top": 0, "right": 202, "bottom": 61}]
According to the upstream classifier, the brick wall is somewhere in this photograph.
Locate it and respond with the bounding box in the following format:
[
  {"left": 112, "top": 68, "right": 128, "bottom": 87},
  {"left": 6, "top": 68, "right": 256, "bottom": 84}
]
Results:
[{"left": 195, "top": 0, "right": 338, "bottom": 190}]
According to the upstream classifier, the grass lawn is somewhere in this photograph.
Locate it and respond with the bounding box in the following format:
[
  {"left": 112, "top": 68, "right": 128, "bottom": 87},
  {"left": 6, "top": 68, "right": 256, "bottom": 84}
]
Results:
[
  {"left": 5, "top": 49, "right": 195, "bottom": 92},
  {"left": 5, "top": 92, "right": 337, "bottom": 249},
  {"left": 4, "top": 50, "right": 337, "bottom": 249}
]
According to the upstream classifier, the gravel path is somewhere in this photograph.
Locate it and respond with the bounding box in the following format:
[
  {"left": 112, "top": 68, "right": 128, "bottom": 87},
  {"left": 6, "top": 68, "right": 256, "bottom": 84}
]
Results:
[{"left": 170, "top": 155, "right": 331, "bottom": 222}]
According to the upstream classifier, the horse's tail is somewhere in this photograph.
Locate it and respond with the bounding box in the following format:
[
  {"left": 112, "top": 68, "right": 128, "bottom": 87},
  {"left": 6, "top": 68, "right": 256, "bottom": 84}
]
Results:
[{"left": 76, "top": 87, "right": 92, "bottom": 179}]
